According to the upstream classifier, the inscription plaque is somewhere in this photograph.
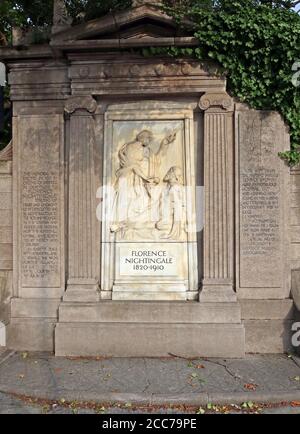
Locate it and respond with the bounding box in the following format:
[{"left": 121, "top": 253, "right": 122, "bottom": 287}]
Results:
[
  {"left": 238, "top": 111, "right": 287, "bottom": 289},
  {"left": 22, "top": 172, "right": 60, "bottom": 286},
  {"left": 18, "top": 116, "right": 63, "bottom": 291},
  {"left": 119, "top": 246, "right": 180, "bottom": 277},
  {"left": 241, "top": 168, "right": 280, "bottom": 256}
]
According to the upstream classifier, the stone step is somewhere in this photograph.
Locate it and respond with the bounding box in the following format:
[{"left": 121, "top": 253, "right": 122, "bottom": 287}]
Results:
[
  {"left": 58, "top": 301, "right": 241, "bottom": 324},
  {"left": 55, "top": 322, "right": 245, "bottom": 358}
]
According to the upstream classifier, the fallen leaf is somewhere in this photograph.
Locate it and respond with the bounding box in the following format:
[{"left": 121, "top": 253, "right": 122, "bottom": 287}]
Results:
[
  {"left": 242, "top": 401, "right": 254, "bottom": 409},
  {"left": 96, "top": 406, "right": 107, "bottom": 414},
  {"left": 197, "top": 407, "right": 205, "bottom": 414},
  {"left": 244, "top": 383, "right": 258, "bottom": 391},
  {"left": 22, "top": 352, "right": 28, "bottom": 359}
]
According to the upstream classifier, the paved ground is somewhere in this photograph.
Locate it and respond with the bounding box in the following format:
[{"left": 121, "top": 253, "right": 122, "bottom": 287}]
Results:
[{"left": 0, "top": 349, "right": 300, "bottom": 414}]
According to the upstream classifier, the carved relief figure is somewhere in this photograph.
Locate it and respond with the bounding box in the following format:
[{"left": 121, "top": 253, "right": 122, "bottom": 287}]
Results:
[
  {"left": 156, "top": 166, "right": 186, "bottom": 240},
  {"left": 111, "top": 129, "right": 177, "bottom": 240}
]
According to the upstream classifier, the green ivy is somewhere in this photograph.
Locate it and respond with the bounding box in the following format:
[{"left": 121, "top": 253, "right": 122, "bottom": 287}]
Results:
[{"left": 145, "top": 1, "right": 300, "bottom": 165}]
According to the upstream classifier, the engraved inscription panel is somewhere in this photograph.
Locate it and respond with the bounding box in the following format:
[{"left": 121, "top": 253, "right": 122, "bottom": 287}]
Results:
[
  {"left": 19, "top": 116, "right": 62, "bottom": 289},
  {"left": 118, "top": 244, "right": 186, "bottom": 277},
  {"left": 241, "top": 168, "right": 280, "bottom": 257},
  {"left": 22, "top": 172, "right": 60, "bottom": 286},
  {"left": 238, "top": 112, "right": 285, "bottom": 288}
]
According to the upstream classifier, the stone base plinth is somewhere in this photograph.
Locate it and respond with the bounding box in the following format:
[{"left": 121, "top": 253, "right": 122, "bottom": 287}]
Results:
[
  {"left": 58, "top": 301, "right": 242, "bottom": 324},
  {"left": 7, "top": 319, "right": 56, "bottom": 352},
  {"left": 55, "top": 301, "right": 245, "bottom": 358},
  {"left": 55, "top": 322, "right": 245, "bottom": 358},
  {"left": 6, "top": 298, "right": 61, "bottom": 352},
  {"left": 7, "top": 299, "right": 298, "bottom": 357}
]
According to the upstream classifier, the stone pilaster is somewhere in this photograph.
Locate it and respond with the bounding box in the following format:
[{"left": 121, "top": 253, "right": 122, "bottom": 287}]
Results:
[
  {"left": 64, "top": 96, "right": 99, "bottom": 302},
  {"left": 199, "top": 92, "right": 236, "bottom": 302}
]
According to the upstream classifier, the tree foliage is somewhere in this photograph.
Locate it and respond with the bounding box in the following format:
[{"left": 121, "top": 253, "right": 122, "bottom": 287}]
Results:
[{"left": 0, "top": 0, "right": 299, "bottom": 163}]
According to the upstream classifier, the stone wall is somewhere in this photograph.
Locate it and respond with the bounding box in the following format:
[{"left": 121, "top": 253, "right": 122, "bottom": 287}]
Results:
[
  {"left": 235, "top": 109, "right": 299, "bottom": 354},
  {"left": 237, "top": 159, "right": 300, "bottom": 354},
  {"left": 0, "top": 142, "right": 13, "bottom": 325},
  {"left": 290, "top": 166, "right": 300, "bottom": 270}
]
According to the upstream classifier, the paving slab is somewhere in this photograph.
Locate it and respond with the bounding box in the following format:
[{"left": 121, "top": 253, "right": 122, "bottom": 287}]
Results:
[{"left": 0, "top": 351, "right": 299, "bottom": 413}]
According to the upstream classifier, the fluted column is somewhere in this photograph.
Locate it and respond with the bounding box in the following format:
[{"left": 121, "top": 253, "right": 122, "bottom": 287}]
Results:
[
  {"left": 199, "top": 92, "right": 236, "bottom": 302},
  {"left": 64, "top": 96, "right": 99, "bottom": 302}
]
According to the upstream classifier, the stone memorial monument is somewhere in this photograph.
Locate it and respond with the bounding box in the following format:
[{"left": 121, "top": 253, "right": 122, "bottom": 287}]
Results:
[{"left": 0, "top": 1, "right": 298, "bottom": 357}]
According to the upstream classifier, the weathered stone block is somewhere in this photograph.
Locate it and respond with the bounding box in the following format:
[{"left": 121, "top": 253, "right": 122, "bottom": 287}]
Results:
[
  {"left": 55, "top": 323, "right": 245, "bottom": 358},
  {"left": 244, "top": 320, "right": 296, "bottom": 354},
  {"left": 240, "top": 300, "right": 296, "bottom": 321},
  {"left": 59, "top": 301, "right": 242, "bottom": 324},
  {"left": 11, "top": 298, "right": 60, "bottom": 319},
  {"left": 7, "top": 319, "right": 56, "bottom": 352}
]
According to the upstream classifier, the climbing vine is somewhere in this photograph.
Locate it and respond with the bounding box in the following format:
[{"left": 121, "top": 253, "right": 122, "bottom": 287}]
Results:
[{"left": 145, "top": 1, "right": 300, "bottom": 165}]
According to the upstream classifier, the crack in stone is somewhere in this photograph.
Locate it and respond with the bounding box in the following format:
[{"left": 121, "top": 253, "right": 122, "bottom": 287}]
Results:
[{"left": 203, "top": 360, "right": 242, "bottom": 381}]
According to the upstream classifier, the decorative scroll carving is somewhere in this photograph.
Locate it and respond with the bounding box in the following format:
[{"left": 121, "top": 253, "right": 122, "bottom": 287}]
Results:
[
  {"left": 65, "top": 96, "right": 97, "bottom": 114},
  {"left": 199, "top": 92, "right": 234, "bottom": 112},
  {"left": 0, "top": 142, "right": 12, "bottom": 161}
]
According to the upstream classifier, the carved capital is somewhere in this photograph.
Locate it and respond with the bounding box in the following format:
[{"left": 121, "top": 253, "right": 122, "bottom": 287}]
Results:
[
  {"left": 65, "top": 96, "right": 97, "bottom": 115},
  {"left": 199, "top": 92, "right": 234, "bottom": 112}
]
